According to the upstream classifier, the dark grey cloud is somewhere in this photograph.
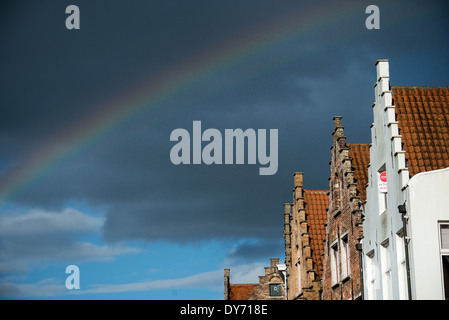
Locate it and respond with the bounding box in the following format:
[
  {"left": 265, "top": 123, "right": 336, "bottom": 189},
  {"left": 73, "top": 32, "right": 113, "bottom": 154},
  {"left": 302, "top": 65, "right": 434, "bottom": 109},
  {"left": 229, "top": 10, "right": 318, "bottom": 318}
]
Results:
[
  {"left": 225, "top": 239, "right": 285, "bottom": 265},
  {"left": 1, "top": 0, "right": 448, "bottom": 246}
]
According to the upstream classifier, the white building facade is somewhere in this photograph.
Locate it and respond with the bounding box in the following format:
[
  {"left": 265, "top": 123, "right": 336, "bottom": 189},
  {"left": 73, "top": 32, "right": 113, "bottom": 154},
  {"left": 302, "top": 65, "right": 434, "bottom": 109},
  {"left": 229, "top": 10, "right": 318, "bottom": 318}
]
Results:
[
  {"left": 362, "top": 60, "right": 449, "bottom": 300},
  {"left": 405, "top": 167, "right": 449, "bottom": 299}
]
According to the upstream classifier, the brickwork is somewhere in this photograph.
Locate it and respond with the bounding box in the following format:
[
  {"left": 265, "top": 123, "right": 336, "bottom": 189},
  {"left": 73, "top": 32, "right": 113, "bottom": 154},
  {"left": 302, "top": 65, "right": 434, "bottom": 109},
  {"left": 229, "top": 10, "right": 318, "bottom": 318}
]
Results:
[
  {"left": 322, "top": 116, "right": 367, "bottom": 300},
  {"left": 283, "top": 173, "right": 327, "bottom": 300},
  {"left": 224, "top": 258, "right": 286, "bottom": 300}
]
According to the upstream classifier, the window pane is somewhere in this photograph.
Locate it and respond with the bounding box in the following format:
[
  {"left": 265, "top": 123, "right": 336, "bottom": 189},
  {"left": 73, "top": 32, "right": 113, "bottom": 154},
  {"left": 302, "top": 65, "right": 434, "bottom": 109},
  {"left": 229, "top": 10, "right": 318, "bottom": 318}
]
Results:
[
  {"left": 270, "top": 283, "right": 282, "bottom": 296},
  {"left": 441, "top": 225, "right": 449, "bottom": 250}
]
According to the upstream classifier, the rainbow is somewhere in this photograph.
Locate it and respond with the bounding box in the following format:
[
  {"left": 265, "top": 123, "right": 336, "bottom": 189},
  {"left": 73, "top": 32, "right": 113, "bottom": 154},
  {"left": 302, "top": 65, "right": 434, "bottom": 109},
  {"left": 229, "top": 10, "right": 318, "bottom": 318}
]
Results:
[{"left": 0, "top": 2, "right": 367, "bottom": 207}]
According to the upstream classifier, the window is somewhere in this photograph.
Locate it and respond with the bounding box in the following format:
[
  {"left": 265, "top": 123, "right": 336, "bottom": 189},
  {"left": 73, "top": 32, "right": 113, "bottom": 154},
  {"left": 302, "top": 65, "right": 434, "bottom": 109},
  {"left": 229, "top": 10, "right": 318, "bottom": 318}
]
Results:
[
  {"left": 440, "top": 223, "right": 449, "bottom": 300},
  {"left": 366, "top": 250, "right": 376, "bottom": 300},
  {"left": 380, "top": 239, "right": 392, "bottom": 299},
  {"left": 442, "top": 256, "right": 449, "bottom": 300},
  {"left": 441, "top": 224, "right": 449, "bottom": 250},
  {"left": 270, "top": 283, "right": 282, "bottom": 297},
  {"left": 295, "top": 261, "right": 301, "bottom": 295},
  {"left": 378, "top": 165, "right": 387, "bottom": 214},
  {"left": 332, "top": 173, "right": 342, "bottom": 212},
  {"left": 396, "top": 231, "right": 408, "bottom": 300},
  {"left": 330, "top": 241, "right": 339, "bottom": 286},
  {"left": 340, "top": 233, "right": 351, "bottom": 280},
  {"left": 378, "top": 192, "right": 388, "bottom": 213}
]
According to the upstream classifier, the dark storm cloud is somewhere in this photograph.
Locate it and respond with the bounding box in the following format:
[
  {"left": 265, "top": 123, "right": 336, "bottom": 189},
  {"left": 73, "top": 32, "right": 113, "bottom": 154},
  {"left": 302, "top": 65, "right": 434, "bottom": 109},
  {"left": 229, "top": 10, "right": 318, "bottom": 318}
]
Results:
[
  {"left": 225, "top": 239, "right": 285, "bottom": 264},
  {"left": 1, "top": 0, "right": 448, "bottom": 245}
]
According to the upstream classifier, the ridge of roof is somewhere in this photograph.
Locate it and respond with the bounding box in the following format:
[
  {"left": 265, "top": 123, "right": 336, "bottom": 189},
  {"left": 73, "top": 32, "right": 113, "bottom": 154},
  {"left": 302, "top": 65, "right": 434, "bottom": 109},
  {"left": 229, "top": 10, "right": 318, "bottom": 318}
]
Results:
[
  {"left": 391, "top": 85, "right": 449, "bottom": 89},
  {"left": 304, "top": 189, "right": 328, "bottom": 193},
  {"left": 347, "top": 142, "right": 371, "bottom": 146}
]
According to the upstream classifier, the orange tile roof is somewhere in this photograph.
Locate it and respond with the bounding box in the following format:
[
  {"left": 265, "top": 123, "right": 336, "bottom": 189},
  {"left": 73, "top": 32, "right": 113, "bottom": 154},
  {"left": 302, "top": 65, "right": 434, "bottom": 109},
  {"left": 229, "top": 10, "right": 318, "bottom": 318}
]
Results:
[
  {"left": 229, "top": 284, "right": 257, "bottom": 300},
  {"left": 303, "top": 190, "right": 328, "bottom": 279},
  {"left": 392, "top": 86, "right": 449, "bottom": 177},
  {"left": 348, "top": 143, "right": 370, "bottom": 203}
]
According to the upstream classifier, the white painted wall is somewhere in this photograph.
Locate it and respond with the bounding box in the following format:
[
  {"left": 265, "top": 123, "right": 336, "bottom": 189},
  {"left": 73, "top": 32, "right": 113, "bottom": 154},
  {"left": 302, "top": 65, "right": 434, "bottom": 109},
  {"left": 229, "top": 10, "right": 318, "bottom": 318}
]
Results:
[
  {"left": 406, "top": 167, "right": 449, "bottom": 300},
  {"left": 363, "top": 60, "right": 408, "bottom": 300},
  {"left": 362, "top": 59, "right": 449, "bottom": 300}
]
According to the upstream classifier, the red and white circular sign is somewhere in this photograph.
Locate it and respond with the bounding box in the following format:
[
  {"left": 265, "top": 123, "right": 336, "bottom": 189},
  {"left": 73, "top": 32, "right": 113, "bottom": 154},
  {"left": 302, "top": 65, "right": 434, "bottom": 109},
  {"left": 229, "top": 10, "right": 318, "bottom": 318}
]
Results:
[{"left": 379, "top": 171, "right": 387, "bottom": 182}]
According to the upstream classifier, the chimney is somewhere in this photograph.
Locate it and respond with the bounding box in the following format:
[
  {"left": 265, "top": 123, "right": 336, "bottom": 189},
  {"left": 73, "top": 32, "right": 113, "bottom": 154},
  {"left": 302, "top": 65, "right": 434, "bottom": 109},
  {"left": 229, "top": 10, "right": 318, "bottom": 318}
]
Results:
[
  {"left": 224, "top": 269, "right": 230, "bottom": 300},
  {"left": 283, "top": 203, "right": 292, "bottom": 266}
]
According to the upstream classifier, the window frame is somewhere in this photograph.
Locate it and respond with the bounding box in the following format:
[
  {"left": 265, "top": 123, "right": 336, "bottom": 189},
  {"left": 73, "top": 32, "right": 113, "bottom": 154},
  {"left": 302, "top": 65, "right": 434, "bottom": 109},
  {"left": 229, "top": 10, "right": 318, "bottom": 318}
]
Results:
[
  {"left": 330, "top": 240, "right": 340, "bottom": 286},
  {"left": 340, "top": 232, "right": 351, "bottom": 280},
  {"left": 269, "top": 283, "right": 282, "bottom": 297},
  {"left": 365, "top": 250, "right": 376, "bottom": 300},
  {"left": 395, "top": 230, "right": 408, "bottom": 300},
  {"left": 295, "top": 259, "right": 301, "bottom": 295},
  {"left": 438, "top": 222, "right": 449, "bottom": 300},
  {"left": 380, "top": 239, "right": 392, "bottom": 299}
]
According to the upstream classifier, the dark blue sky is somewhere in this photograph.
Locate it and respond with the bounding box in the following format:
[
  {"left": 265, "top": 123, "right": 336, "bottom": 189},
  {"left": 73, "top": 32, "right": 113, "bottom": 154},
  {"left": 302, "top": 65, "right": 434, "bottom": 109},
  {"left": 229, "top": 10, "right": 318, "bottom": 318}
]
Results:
[{"left": 0, "top": 0, "right": 448, "bottom": 299}]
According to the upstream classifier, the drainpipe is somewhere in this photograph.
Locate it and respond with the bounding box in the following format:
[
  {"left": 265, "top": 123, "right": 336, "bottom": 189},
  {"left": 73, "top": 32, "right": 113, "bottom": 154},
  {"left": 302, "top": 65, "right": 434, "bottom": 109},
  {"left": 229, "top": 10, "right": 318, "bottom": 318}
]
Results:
[
  {"left": 398, "top": 202, "right": 412, "bottom": 300},
  {"left": 277, "top": 263, "right": 288, "bottom": 300}
]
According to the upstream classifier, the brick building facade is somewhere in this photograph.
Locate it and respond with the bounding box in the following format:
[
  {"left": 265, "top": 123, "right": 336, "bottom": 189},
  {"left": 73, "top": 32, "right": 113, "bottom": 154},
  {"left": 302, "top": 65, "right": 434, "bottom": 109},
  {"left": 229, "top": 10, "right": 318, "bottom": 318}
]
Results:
[
  {"left": 321, "top": 116, "right": 369, "bottom": 300},
  {"left": 224, "top": 258, "right": 286, "bottom": 300},
  {"left": 283, "top": 172, "right": 327, "bottom": 300}
]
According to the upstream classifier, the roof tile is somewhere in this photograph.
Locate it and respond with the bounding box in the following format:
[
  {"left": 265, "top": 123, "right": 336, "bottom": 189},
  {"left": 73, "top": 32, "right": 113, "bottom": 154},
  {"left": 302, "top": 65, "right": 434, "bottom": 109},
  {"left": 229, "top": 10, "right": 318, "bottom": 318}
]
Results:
[
  {"left": 303, "top": 190, "right": 328, "bottom": 279},
  {"left": 393, "top": 86, "right": 449, "bottom": 176},
  {"left": 347, "top": 143, "right": 370, "bottom": 203}
]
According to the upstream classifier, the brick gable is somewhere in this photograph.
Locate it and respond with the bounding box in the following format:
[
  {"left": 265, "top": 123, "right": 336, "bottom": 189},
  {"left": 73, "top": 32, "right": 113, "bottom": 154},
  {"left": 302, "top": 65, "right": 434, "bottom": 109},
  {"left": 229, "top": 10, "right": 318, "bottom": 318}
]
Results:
[
  {"left": 224, "top": 258, "right": 286, "bottom": 300},
  {"left": 283, "top": 173, "right": 327, "bottom": 300},
  {"left": 322, "top": 116, "right": 364, "bottom": 300}
]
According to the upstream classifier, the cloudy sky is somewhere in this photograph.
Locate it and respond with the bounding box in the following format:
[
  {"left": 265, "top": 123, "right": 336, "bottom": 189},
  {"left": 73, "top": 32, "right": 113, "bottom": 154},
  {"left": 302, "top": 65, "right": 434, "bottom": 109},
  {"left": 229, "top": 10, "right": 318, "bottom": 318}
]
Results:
[{"left": 0, "top": 0, "right": 448, "bottom": 299}]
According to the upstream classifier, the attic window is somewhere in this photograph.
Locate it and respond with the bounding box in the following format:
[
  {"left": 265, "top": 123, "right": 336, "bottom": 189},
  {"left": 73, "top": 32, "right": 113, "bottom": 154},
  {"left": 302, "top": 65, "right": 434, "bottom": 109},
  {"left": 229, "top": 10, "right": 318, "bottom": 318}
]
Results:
[
  {"left": 330, "top": 242, "right": 340, "bottom": 286},
  {"left": 270, "top": 283, "right": 282, "bottom": 297},
  {"left": 340, "top": 233, "right": 351, "bottom": 280}
]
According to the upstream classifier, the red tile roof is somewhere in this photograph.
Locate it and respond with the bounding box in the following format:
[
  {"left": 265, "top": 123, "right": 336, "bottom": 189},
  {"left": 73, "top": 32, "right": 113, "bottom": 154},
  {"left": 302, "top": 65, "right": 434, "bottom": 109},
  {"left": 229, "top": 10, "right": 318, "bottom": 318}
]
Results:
[
  {"left": 304, "top": 190, "right": 328, "bottom": 279},
  {"left": 348, "top": 143, "right": 370, "bottom": 203},
  {"left": 229, "top": 284, "right": 257, "bottom": 300},
  {"left": 393, "top": 86, "right": 449, "bottom": 177}
]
